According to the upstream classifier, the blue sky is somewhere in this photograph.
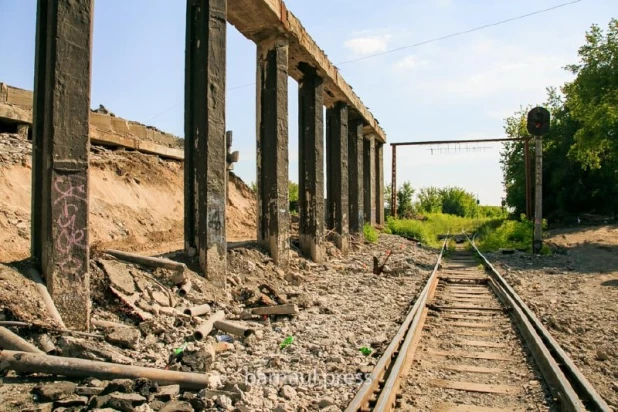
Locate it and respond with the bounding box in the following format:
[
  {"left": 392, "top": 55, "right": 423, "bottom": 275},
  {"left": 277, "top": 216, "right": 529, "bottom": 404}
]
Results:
[{"left": 0, "top": 0, "right": 614, "bottom": 205}]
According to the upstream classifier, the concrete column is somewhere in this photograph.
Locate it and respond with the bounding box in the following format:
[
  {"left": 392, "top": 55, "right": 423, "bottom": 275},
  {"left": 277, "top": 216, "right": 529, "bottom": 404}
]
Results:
[
  {"left": 298, "top": 64, "right": 325, "bottom": 263},
  {"left": 184, "top": 0, "right": 227, "bottom": 287},
  {"left": 375, "top": 142, "right": 384, "bottom": 225},
  {"left": 256, "top": 37, "right": 290, "bottom": 268},
  {"left": 326, "top": 102, "right": 349, "bottom": 254},
  {"left": 31, "top": 0, "right": 94, "bottom": 330},
  {"left": 363, "top": 135, "right": 376, "bottom": 225},
  {"left": 348, "top": 118, "right": 364, "bottom": 236}
]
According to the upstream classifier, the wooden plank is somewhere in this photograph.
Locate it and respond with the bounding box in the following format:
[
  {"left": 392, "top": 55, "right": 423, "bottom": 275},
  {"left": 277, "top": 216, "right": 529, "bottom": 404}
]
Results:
[
  {"left": 448, "top": 329, "right": 500, "bottom": 337},
  {"left": 430, "top": 379, "right": 522, "bottom": 394},
  {"left": 440, "top": 314, "right": 494, "bottom": 321},
  {"left": 424, "top": 362, "right": 504, "bottom": 374},
  {"left": 446, "top": 321, "right": 497, "bottom": 329},
  {"left": 433, "top": 305, "right": 503, "bottom": 312},
  {"left": 443, "top": 294, "right": 493, "bottom": 299},
  {"left": 426, "top": 349, "right": 512, "bottom": 361},
  {"left": 433, "top": 402, "right": 525, "bottom": 412},
  {"left": 457, "top": 340, "right": 507, "bottom": 348}
]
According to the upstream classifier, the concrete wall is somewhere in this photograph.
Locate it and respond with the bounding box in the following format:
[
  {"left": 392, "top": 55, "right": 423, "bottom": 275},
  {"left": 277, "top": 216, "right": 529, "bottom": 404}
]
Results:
[{"left": 0, "top": 82, "right": 184, "bottom": 159}]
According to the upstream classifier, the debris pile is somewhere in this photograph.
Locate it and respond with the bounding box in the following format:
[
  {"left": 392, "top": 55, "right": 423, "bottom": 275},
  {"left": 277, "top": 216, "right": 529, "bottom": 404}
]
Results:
[{"left": 0, "top": 235, "right": 438, "bottom": 411}]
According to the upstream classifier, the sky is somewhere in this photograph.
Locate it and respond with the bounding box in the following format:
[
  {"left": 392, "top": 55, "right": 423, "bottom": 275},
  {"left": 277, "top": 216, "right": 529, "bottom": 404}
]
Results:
[{"left": 0, "top": 0, "right": 615, "bottom": 205}]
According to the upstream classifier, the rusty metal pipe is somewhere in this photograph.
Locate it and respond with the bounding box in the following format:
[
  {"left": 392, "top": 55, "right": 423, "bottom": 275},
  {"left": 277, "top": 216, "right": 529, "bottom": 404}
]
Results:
[
  {"left": 104, "top": 249, "right": 187, "bottom": 273},
  {"left": 35, "top": 334, "right": 57, "bottom": 355},
  {"left": 0, "top": 350, "right": 211, "bottom": 390},
  {"left": 193, "top": 311, "right": 225, "bottom": 341},
  {"left": 214, "top": 320, "right": 255, "bottom": 338},
  {"left": 183, "top": 304, "right": 211, "bottom": 317},
  {"left": 27, "top": 268, "right": 66, "bottom": 330},
  {"left": 0, "top": 327, "right": 44, "bottom": 354},
  {"left": 178, "top": 280, "right": 192, "bottom": 297}
]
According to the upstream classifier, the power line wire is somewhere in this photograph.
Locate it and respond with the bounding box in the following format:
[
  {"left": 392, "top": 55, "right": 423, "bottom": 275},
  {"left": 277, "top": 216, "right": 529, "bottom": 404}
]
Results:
[
  {"left": 146, "top": 0, "right": 582, "bottom": 121},
  {"left": 336, "top": 0, "right": 583, "bottom": 65}
]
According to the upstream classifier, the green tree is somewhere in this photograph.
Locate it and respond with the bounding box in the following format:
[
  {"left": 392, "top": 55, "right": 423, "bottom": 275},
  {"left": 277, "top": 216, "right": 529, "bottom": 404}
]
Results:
[
  {"left": 417, "top": 187, "right": 442, "bottom": 214},
  {"left": 397, "top": 181, "right": 415, "bottom": 218},
  {"left": 289, "top": 181, "right": 299, "bottom": 213},
  {"left": 439, "top": 187, "right": 478, "bottom": 217}
]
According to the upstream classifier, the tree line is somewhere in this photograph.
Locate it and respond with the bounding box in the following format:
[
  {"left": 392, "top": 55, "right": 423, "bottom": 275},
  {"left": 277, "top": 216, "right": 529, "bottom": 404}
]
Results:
[{"left": 501, "top": 19, "right": 618, "bottom": 221}]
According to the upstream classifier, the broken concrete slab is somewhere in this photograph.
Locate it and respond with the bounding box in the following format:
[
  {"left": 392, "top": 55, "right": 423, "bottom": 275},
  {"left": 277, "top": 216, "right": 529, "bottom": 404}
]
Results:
[
  {"left": 105, "top": 327, "right": 140, "bottom": 349},
  {"left": 101, "top": 259, "right": 136, "bottom": 295},
  {"left": 32, "top": 382, "right": 77, "bottom": 402}
]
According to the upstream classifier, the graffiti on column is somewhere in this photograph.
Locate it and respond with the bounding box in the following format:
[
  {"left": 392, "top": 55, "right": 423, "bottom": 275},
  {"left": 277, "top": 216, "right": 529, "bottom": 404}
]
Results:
[{"left": 53, "top": 174, "right": 87, "bottom": 281}]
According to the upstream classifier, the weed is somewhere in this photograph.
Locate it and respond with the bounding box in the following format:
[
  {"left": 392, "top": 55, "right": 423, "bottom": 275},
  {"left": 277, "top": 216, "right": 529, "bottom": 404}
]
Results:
[{"left": 363, "top": 223, "right": 379, "bottom": 243}]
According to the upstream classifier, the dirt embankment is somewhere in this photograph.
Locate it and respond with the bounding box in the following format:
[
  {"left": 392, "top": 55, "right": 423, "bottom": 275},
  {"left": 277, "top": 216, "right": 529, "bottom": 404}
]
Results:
[
  {"left": 487, "top": 225, "right": 618, "bottom": 408},
  {"left": 0, "top": 133, "right": 256, "bottom": 263}
]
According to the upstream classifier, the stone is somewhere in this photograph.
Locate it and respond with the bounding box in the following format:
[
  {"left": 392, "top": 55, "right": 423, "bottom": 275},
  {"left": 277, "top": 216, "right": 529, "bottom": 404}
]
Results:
[
  {"left": 279, "top": 385, "right": 297, "bottom": 400},
  {"left": 285, "top": 272, "right": 304, "bottom": 286},
  {"left": 181, "top": 347, "right": 216, "bottom": 372},
  {"left": 101, "top": 379, "right": 135, "bottom": 394},
  {"left": 30, "top": 403, "right": 53, "bottom": 412},
  {"left": 75, "top": 386, "right": 104, "bottom": 396},
  {"left": 596, "top": 350, "right": 609, "bottom": 361},
  {"left": 106, "top": 392, "right": 147, "bottom": 411},
  {"left": 318, "top": 397, "right": 336, "bottom": 408},
  {"left": 150, "top": 290, "right": 170, "bottom": 307},
  {"left": 53, "top": 395, "right": 88, "bottom": 408},
  {"left": 101, "top": 259, "right": 136, "bottom": 295},
  {"left": 105, "top": 327, "right": 140, "bottom": 349},
  {"left": 215, "top": 395, "right": 233, "bottom": 410},
  {"left": 321, "top": 406, "right": 342, "bottom": 412},
  {"left": 371, "top": 334, "right": 388, "bottom": 347},
  {"left": 32, "top": 382, "right": 77, "bottom": 402},
  {"left": 159, "top": 400, "right": 194, "bottom": 412},
  {"left": 89, "top": 395, "right": 111, "bottom": 409},
  {"left": 134, "top": 378, "right": 158, "bottom": 398},
  {"left": 156, "top": 385, "right": 180, "bottom": 402}
]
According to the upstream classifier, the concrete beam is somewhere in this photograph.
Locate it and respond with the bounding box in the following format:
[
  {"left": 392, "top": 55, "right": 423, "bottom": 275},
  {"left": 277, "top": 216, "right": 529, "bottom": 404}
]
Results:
[
  {"left": 348, "top": 118, "right": 364, "bottom": 236},
  {"left": 32, "top": 0, "right": 93, "bottom": 331},
  {"left": 256, "top": 36, "right": 290, "bottom": 268},
  {"left": 227, "top": 0, "right": 386, "bottom": 143},
  {"left": 363, "top": 135, "right": 376, "bottom": 226},
  {"left": 184, "top": 0, "right": 227, "bottom": 287},
  {"left": 298, "top": 64, "right": 325, "bottom": 263},
  {"left": 375, "top": 142, "right": 384, "bottom": 225},
  {"left": 326, "top": 102, "right": 349, "bottom": 254}
]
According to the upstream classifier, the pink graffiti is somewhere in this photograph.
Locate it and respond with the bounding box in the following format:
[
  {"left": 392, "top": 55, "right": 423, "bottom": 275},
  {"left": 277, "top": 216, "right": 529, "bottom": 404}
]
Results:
[{"left": 53, "top": 176, "right": 87, "bottom": 277}]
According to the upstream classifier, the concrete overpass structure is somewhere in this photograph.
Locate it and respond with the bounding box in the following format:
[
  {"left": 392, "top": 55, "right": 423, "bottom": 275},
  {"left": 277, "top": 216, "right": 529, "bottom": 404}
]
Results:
[{"left": 29, "top": 0, "right": 386, "bottom": 330}]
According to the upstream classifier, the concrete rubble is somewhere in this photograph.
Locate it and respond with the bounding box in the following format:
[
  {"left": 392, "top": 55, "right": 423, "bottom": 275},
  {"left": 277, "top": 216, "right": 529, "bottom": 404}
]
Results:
[{"left": 0, "top": 235, "right": 437, "bottom": 411}]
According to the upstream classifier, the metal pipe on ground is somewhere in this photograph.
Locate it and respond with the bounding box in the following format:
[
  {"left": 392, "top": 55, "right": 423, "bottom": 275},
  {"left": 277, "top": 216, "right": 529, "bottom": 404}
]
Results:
[
  {"left": 35, "top": 334, "right": 57, "bottom": 355},
  {"left": 0, "top": 350, "right": 211, "bottom": 390},
  {"left": 178, "top": 280, "right": 192, "bottom": 297},
  {"left": 183, "top": 304, "right": 211, "bottom": 317},
  {"left": 104, "top": 249, "right": 187, "bottom": 273},
  {"left": 214, "top": 320, "right": 255, "bottom": 337},
  {"left": 27, "top": 268, "right": 66, "bottom": 330},
  {"left": 0, "top": 327, "right": 45, "bottom": 354},
  {"left": 193, "top": 311, "right": 225, "bottom": 341}
]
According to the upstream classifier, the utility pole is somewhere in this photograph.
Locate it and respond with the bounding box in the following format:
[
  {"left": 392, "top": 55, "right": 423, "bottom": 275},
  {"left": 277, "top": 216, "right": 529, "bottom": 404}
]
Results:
[{"left": 527, "top": 107, "right": 550, "bottom": 254}]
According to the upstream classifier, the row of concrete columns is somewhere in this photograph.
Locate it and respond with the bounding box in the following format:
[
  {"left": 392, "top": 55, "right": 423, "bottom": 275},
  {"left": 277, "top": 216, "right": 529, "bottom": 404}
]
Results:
[{"left": 30, "top": 0, "right": 383, "bottom": 330}]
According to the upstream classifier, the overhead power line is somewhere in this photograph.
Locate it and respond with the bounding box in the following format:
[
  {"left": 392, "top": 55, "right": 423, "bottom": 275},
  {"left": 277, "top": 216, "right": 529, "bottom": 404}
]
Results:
[
  {"left": 146, "top": 0, "right": 582, "bottom": 122},
  {"left": 336, "top": 0, "right": 583, "bottom": 65}
]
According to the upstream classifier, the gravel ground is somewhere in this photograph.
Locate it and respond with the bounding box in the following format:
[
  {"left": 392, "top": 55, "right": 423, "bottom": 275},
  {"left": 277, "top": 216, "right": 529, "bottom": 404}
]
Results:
[
  {"left": 484, "top": 230, "right": 618, "bottom": 410},
  {"left": 0, "top": 234, "right": 439, "bottom": 411}
]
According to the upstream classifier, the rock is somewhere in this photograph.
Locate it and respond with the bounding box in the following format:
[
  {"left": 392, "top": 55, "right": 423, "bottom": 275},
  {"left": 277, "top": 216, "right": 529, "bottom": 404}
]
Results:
[
  {"left": 134, "top": 404, "right": 155, "bottom": 412},
  {"left": 318, "top": 397, "right": 336, "bottom": 408},
  {"left": 181, "top": 347, "right": 216, "bottom": 372},
  {"left": 134, "top": 378, "right": 158, "bottom": 398},
  {"left": 29, "top": 403, "right": 53, "bottom": 412},
  {"left": 285, "top": 272, "right": 304, "bottom": 286},
  {"left": 89, "top": 395, "right": 111, "bottom": 409},
  {"left": 101, "top": 259, "right": 136, "bottom": 295},
  {"left": 101, "top": 379, "right": 135, "bottom": 394},
  {"left": 159, "top": 400, "right": 194, "bottom": 412},
  {"left": 150, "top": 290, "right": 171, "bottom": 307},
  {"left": 371, "top": 334, "right": 388, "bottom": 347},
  {"left": 279, "top": 385, "right": 297, "bottom": 400},
  {"left": 216, "top": 395, "right": 234, "bottom": 410},
  {"left": 156, "top": 385, "right": 180, "bottom": 402},
  {"left": 75, "top": 386, "right": 104, "bottom": 396},
  {"left": 321, "top": 406, "right": 342, "bottom": 412},
  {"left": 106, "top": 392, "right": 147, "bottom": 411},
  {"left": 32, "top": 381, "right": 77, "bottom": 402},
  {"left": 57, "top": 336, "right": 134, "bottom": 364},
  {"left": 53, "top": 395, "right": 88, "bottom": 408},
  {"left": 106, "top": 327, "right": 141, "bottom": 349},
  {"left": 596, "top": 350, "right": 609, "bottom": 361}
]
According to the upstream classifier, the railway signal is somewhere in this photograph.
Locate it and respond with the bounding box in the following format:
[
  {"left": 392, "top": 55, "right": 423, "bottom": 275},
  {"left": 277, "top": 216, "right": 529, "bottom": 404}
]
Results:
[{"left": 527, "top": 107, "right": 550, "bottom": 254}]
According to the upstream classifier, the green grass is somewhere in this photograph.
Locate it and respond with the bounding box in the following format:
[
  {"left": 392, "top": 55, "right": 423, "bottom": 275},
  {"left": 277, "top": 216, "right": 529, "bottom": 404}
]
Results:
[
  {"left": 384, "top": 213, "right": 550, "bottom": 254},
  {"left": 363, "top": 223, "right": 379, "bottom": 243}
]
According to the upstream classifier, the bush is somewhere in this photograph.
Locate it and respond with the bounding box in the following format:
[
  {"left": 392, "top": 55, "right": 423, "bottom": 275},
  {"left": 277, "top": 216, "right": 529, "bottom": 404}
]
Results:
[
  {"left": 363, "top": 224, "right": 379, "bottom": 243},
  {"left": 475, "top": 215, "right": 547, "bottom": 253}
]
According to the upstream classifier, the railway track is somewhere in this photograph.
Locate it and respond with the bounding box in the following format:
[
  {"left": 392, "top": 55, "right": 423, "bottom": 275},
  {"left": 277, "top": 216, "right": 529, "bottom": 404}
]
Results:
[{"left": 346, "top": 236, "right": 610, "bottom": 412}]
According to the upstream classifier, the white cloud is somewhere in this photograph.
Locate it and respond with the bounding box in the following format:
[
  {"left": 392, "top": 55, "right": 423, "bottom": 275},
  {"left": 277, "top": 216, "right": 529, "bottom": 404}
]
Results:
[
  {"left": 434, "top": 0, "right": 453, "bottom": 9},
  {"left": 394, "top": 55, "right": 429, "bottom": 70},
  {"left": 343, "top": 35, "right": 391, "bottom": 56}
]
